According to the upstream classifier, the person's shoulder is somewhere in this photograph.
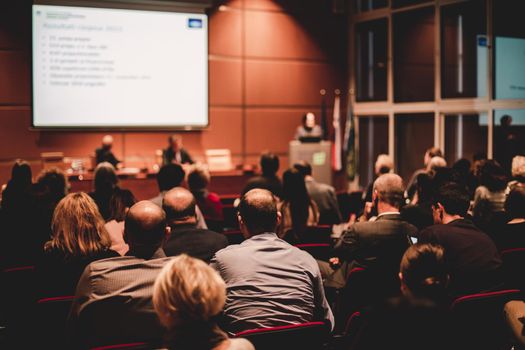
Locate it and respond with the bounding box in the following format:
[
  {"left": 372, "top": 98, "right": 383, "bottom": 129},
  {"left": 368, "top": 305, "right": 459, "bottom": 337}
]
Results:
[{"left": 226, "top": 338, "right": 255, "bottom": 350}]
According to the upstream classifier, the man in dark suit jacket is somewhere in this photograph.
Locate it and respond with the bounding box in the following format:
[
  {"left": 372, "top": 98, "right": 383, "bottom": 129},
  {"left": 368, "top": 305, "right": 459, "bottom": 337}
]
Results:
[
  {"left": 162, "top": 134, "right": 194, "bottom": 165},
  {"left": 294, "top": 161, "right": 342, "bottom": 224},
  {"left": 68, "top": 201, "right": 172, "bottom": 347},
  {"left": 419, "top": 183, "right": 503, "bottom": 296},
  {"left": 321, "top": 174, "right": 416, "bottom": 288},
  {"left": 242, "top": 152, "right": 283, "bottom": 198},
  {"left": 162, "top": 187, "right": 228, "bottom": 263},
  {"left": 95, "top": 135, "right": 120, "bottom": 168}
]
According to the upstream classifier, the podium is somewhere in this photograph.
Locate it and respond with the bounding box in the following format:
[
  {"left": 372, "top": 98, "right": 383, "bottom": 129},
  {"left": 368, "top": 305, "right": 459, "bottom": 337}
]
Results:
[{"left": 289, "top": 141, "right": 332, "bottom": 185}]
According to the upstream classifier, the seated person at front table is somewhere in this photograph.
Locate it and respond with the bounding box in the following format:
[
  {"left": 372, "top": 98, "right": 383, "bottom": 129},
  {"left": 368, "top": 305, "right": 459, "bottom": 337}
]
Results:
[
  {"left": 294, "top": 112, "right": 323, "bottom": 141},
  {"left": 162, "top": 135, "right": 194, "bottom": 165},
  {"left": 95, "top": 135, "right": 121, "bottom": 168},
  {"left": 242, "top": 152, "right": 283, "bottom": 198}
]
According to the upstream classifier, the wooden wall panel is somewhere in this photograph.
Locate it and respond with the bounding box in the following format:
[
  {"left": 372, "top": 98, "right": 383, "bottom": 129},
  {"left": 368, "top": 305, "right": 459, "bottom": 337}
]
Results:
[
  {"left": 209, "top": 8, "right": 242, "bottom": 56},
  {"left": 0, "top": 52, "right": 30, "bottom": 104},
  {"left": 209, "top": 58, "right": 242, "bottom": 105}
]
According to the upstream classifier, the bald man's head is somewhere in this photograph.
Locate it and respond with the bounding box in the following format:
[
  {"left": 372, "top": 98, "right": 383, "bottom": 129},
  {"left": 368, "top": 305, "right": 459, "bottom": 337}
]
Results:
[
  {"left": 125, "top": 201, "right": 167, "bottom": 253},
  {"left": 238, "top": 189, "right": 279, "bottom": 236},
  {"left": 373, "top": 173, "right": 405, "bottom": 209},
  {"left": 162, "top": 187, "right": 197, "bottom": 224}
]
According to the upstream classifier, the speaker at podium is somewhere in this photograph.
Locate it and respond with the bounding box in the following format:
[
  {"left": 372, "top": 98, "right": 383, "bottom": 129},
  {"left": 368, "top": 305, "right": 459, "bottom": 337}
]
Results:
[{"left": 289, "top": 140, "right": 332, "bottom": 185}]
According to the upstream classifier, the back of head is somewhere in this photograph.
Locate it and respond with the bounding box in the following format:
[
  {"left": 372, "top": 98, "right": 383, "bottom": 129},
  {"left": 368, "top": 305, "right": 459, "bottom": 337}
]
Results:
[
  {"left": 46, "top": 192, "right": 111, "bottom": 256},
  {"left": 375, "top": 154, "right": 394, "bottom": 175},
  {"left": 282, "top": 168, "right": 309, "bottom": 202},
  {"left": 239, "top": 189, "right": 279, "bottom": 235},
  {"left": 187, "top": 166, "right": 210, "bottom": 192},
  {"left": 10, "top": 159, "right": 32, "bottom": 187},
  {"left": 512, "top": 156, "right": 525, "bottom": 180},
  {"left": 400, "top": 243, "right": 448, "bottom": 301},
  {"left": 427, "top": 156, "right": 447, "bottom": 173},
  {"left": 36, "top": 167, "right": 69, "bottom": 201},
  {"left": 373, "top": 173, "right": 405, "bottom": 209},
  {"left": 426, "top": 147, "right": 443, "bottom": 159},
  {"left": 434, "top": 182, "right": 470, "bottom": 217},
  {"left": 260, "top": 152, "right": 279, "bottom": 176},
  {"left": 162, "top": 187, "right": 197, "bottom": 224},
  {"left": 157, "top": 163, "right": 185, "bottom": 192},
  {"left": 505, "top": 187, "right": 525, "bottom": 220},
  {"left": 94, "top": 162, "right": 118, "bottom": 193},
  {"left": 477, "top": 159, "right": 507, "bottom": 192},
  {"left": 124, "top": 201, "right": 167, "bottom": 255},
  {"left": 108, "top": 188, "right": 137, "bottom": 222},
  {"left": 153, "top": 254, "right": 226, "bottom": 329},
  {"left": 293, "top": 161, "right": 312, "bottom": 177}
]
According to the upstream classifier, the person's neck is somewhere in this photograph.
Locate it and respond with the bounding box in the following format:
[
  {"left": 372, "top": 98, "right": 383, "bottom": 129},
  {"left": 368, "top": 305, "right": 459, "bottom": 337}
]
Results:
[
  {"left": 377, "top": 202, "right": 400, "bottom": 215},
  {"left": 443, "top": 214, "right": 463, "bottom": 225},
  {"left": 126, "top": 246, "right": 159, "bottom": 259},
  {"left": 170, "top": 218, "right": 197, "bottom": 228},
  {"left": 305, "top": 175, "right": 314, "bottom": 181},
  {"left": 509, "top": 218, "right": 525, "bottom": 224}
]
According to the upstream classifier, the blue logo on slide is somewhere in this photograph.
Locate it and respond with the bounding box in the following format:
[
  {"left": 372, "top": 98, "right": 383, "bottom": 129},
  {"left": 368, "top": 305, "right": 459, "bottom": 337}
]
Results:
[{"left": 188, "top": 18, "right": 202, "bottom": 29}]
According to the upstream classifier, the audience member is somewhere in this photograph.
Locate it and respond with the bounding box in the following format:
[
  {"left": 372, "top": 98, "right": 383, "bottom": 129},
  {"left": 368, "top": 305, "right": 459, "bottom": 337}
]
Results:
[
  {"left": 495, "top": 187, "right": 525, "bottom": 250},
  {"left": 507, "top": 155, "right": 525, "bottom": 194},
  {"left": 188, "top": 165, "right": 223, "bottom": 222},
  {"left": 0, "top": 159, "right": 32, "bottom": 212},
  {"left": 504, "top": 300, "right": 525, "bottom": 348},
  {"left": 68, "top": 201, "right": 172, "bottom": 347},
  {"left": 278, "top": 168, "right": 319, "bottom": 241},
  {"left": 89, "top": 162, "right": 119, "bottom": 221},
  {"left": 95, "top": 135, "right": 120, "bottom": 168},
  {"left": 399, "top": 243, "right": 449, "bottom": 305},
  {"left": 150, "top": 163, "right": 207, "bottom": 229},
  {"left": 406, "top": 147, "right": 443, "bottom": 200},
  {"left": 294, "top": 161, "right": 342, "bottom": 225},
  {"left": 419, "top": 183, "right": 503, "bottom": 296},
  {"left": 105, "top": 188, "right": 136, "bottom": 255},
  {"left": 401, "top": 173, "right": 434, "bottom": 230},
  {"left": 211, "top": 189, "right": 334, "bottom": 333},
  {"left": 153, "top": 255, "right": 255, "bottom": 350},
  {"left": 162, "top": 187, "right": 227, "bottom": 263},
  {"left": 242, "top": 152, "right": 283, "bottom": 198},
  {"left": 322, "top": 174, "right": 416, "bottom": 289},
  {"left": 452, "top": 158, "right": 476, "bottom": 197},
  {"left": 426, "top": 156, "right": 447, "bottom": 174},
  {"left": 472, "top": 159, "right": 508, "bottom": 234},
  {"left": 162, "top": 134, "right": 194, "bottom": 165},
  {"left": 362, "top": 154, "right": 394, "bottom": 203},
  {"left": 37, "top": 192, "right": 118, "bottom": 297}
]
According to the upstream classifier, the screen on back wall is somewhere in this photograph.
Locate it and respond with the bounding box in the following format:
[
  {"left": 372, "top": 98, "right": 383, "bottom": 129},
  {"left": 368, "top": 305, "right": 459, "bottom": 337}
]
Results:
[{"left": 32, "top": 4, "right": 208, "bottom": 128}]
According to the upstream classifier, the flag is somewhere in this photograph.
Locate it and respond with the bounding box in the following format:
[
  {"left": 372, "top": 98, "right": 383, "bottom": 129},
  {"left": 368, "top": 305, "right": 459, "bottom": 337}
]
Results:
[
  {"left": 344, "top": 94, "right": 357, "bottom": 180},
  {"left": 332, "top": 93, "right": 342, "bottom": 171},
  {"left": 320, "top": 90, "right": 328, "bottom": 140}
]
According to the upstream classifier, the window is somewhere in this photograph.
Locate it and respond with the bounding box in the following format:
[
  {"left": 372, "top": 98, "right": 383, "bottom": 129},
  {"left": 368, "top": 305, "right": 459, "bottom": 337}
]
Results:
[
  {"left": 393, "top": 7, "right": 435, "bottom": 102},
  {"left": 493, "top": 1, "right": 525, "bottom": 100},
  {"left": 354, "top": 0, "right": 388, "bottom": 13},
  {"left": 493, "top": 109, "right": 525, "bottom": 174},
  {"left": 355, "top": 19, "right": 388, "bottom": 102},
  {"left": 441, "top": 1, "right": 487, "bottom": 98},
  {"left": 395, "top": 113, "right": 434, "bottom": 181},
  {"left": 358, "top": 116, "right": 389, "bottom": 188},
  {"left": 444, "top": 113, "right": 488, "bottom": 166}
]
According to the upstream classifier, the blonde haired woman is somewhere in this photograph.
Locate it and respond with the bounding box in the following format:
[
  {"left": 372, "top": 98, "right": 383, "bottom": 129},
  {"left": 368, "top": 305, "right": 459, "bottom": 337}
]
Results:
[
  {"left": 37, "top": 192, "right": 119, "bottom": 297},
  {"left": 153, "top": 255, "right": 254, "bottom": 350}
]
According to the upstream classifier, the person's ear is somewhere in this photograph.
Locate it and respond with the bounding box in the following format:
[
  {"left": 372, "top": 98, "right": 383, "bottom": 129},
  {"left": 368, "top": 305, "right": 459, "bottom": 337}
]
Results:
[
  {"left": 398, "top": 272, "right": 404, "bottom": 283},
  {"left": 276, "top": 211, "right": 282, "bottom": 227},
  {"left": 165, "top": 226, "right": 171, "bottom": 240},
  {"left": 372, "top": 189, "right": 378, "bottom": 203}
]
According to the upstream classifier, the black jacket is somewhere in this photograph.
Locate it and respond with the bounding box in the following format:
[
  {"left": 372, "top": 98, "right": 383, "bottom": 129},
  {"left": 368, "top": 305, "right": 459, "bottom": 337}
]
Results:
[
  {"left": 162, "top": 147, "right": 194, "bottom": 165},
  {"left": 163, "top": 224, "right": 228, "bottom": 263},
  {"left": 419, "top": 218, "right": 503, "bottom": 296}
]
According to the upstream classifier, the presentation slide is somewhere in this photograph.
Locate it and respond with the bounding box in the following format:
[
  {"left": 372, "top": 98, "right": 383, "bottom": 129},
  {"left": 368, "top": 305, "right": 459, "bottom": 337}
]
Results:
[
  {"left": 495, "top": 36, "right": 525, "bottom": 100},
  {"left": 32, "top": 5, "right": 208, "bottom": 128}
]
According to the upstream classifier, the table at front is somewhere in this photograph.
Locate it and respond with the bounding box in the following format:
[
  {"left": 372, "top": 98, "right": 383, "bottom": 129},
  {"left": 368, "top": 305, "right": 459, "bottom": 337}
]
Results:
[{"left": 68, "top": 170, "right": 253, "bottom": 200}]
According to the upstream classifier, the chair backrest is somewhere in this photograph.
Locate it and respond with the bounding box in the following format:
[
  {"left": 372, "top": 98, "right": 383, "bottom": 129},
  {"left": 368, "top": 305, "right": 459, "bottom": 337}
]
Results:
[
  {"left": 450, "top": 289, "right": 522, "bottom": 349},
  {"left": 294, "top": 243, "right": 331, "bottom": 261},
  {"left": 36, "top": 296, "right": 76, "bottom": 347},
  {"left": 235, "top": 322, "right": 329, "bottom": 350},
  {"left": 301, "top": 225, "right": 333, "bottom": 244},
  {"left": 221, "top": 204, "right": 239, "bottom": 230},
  {"left": 90, "top": 342, "right": 151, "bottom": 350},
  {"left": 501, "top": 248, "right": 525, "bottom": 290}
]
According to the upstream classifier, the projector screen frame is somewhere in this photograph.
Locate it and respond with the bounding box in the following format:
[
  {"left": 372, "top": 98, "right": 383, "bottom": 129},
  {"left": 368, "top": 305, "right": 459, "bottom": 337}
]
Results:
[{"left": 30, "top": 0, "right": 211, "bottom": 131}]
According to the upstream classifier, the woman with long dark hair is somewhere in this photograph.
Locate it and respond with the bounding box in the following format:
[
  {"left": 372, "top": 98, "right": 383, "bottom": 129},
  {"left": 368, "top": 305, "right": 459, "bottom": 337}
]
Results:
[{"left": 278, "top": 168, "right": 319, "bottom": 241}]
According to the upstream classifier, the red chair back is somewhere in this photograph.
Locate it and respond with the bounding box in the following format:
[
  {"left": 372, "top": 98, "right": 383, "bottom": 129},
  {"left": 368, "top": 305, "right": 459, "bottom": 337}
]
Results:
[
  {"left": 501, "top": 248, "right": 525, "bottom": 290},
  {"left": 36, "top": 296, "right": 76, "bottom": 347},
  {"left": 235, "top": 322, "right": 329, "bottom": 350},
  {"left": 450, "top": 289, "right": 522, "bottom": 349},
  {"left": 221, "top": 204, "right": 239, "bottom": 230}
]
